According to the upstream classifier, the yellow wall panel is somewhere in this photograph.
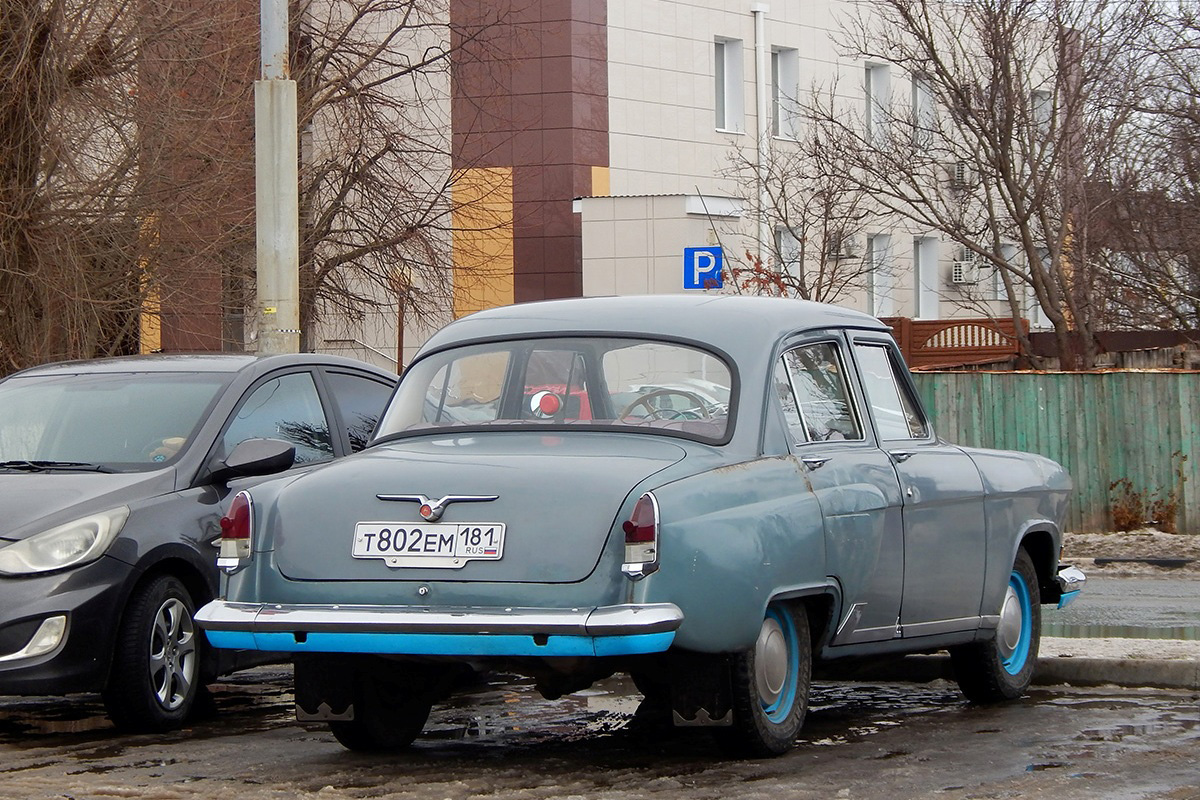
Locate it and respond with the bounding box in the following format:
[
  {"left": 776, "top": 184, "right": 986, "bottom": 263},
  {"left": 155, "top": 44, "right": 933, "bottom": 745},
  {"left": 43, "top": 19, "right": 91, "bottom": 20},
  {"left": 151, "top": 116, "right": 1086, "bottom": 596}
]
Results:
[
  {"left": 591, "top": 166, "right": 611, "bottom": 197},
  {"left": 452, "top": 167, "right": 514, "bottom": 318}
]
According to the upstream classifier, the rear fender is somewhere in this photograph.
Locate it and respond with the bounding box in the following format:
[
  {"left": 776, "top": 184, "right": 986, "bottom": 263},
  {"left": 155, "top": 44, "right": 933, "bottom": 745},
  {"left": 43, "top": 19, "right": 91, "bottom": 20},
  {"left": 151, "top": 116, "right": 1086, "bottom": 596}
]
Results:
[{"left": 633, "top": 457, "right": 827, "bottom": 653}]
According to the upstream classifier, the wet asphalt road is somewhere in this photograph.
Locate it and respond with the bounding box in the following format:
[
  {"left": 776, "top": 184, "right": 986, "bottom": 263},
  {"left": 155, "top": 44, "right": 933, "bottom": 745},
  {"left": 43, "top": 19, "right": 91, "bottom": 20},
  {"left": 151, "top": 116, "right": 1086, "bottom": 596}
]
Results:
[
  {"left": 1047, "top": 574, "right": 1200, "bottom": 635},
  {"left": 1, "top": 666, "right": 1197, "bottom": 800}
]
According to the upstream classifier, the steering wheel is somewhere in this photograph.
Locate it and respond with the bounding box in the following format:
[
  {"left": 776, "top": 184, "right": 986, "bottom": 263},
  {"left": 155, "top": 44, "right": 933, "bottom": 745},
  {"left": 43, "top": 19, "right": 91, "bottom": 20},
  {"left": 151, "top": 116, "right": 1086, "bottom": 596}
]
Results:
[{"left": 618, "top": 389, "right": 711, "bottom": 422}]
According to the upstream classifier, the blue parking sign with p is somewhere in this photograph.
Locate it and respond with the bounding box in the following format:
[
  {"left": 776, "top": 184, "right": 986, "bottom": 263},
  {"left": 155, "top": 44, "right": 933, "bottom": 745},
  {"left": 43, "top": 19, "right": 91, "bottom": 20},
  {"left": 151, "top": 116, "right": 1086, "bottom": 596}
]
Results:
[{"left": 683, "top": 247, "right": 723, "bottom": 290}]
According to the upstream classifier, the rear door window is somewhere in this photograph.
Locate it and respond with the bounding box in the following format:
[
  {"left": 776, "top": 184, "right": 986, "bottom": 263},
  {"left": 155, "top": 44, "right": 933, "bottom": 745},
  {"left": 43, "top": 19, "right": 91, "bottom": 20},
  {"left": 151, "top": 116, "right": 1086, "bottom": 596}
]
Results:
[{"left": 775, "top": 342, "right": 863, "bottom": 444}]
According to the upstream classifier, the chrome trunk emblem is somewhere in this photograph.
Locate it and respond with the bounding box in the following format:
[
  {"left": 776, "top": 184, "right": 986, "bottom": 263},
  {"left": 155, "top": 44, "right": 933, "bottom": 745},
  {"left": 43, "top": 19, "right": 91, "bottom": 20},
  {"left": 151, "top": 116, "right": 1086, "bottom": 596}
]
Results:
[{"left": 376, "top": 493, "right": 499, "bottom": 522}]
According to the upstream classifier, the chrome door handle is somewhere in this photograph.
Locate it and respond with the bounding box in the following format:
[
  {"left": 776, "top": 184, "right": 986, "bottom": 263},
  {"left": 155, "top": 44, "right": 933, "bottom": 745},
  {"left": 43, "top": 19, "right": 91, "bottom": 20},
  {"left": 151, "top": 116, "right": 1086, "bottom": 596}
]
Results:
[
  {"left": 889, "top": 450, "right": 914, "bottom": 463},
  {"left": 801, "top": 456, "right": 831, "bottom": 470}
]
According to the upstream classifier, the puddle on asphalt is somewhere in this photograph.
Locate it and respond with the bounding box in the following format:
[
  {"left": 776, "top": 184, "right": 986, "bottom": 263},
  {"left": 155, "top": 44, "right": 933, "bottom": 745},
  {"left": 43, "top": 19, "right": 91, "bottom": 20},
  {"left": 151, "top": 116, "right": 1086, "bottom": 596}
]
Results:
[
  {"left": 0, "top": 666, "right": 296, "bottom": 751},
  {"left": 0, "top": 695, "right": 115, "bottom": 738},
  {"left": 2, "top": 663, "right": 1195, "bottom": 763},
  {"left": 416, "top": 677, "right": 968, "bottom": 753},
  {"left": 421, "top": 674, "right": 642, "bottom": 745},
  {"left": 1078, "top": 718, "right": 1200, "bottom": 742}
]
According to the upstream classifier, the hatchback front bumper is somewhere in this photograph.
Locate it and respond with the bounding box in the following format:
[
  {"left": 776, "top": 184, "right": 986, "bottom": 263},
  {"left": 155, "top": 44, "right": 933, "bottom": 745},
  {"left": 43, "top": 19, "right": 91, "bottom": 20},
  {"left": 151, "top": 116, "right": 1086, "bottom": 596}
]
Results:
[{"left": 196, "top": 600, "right": 683, "bottom": 658}]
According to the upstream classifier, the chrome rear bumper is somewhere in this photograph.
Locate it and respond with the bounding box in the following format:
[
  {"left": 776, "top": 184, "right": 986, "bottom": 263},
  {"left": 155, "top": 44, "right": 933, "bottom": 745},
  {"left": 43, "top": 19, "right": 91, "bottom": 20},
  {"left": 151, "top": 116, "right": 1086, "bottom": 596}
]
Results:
[{"left": 195, "top": 600, "right": 683, "bottom": 658}]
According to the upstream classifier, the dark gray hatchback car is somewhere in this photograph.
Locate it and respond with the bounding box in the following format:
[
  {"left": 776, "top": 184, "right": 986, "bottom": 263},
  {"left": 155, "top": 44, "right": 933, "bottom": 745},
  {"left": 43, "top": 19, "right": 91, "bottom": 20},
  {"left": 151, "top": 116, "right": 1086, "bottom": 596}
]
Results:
[{"left": 0, "top": 353, "right": 396, "bottom": 730}]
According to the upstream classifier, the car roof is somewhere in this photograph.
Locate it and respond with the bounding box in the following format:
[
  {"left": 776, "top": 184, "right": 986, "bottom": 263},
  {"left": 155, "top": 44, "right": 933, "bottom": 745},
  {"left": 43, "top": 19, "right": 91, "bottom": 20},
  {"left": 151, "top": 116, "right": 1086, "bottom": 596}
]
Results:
[
  {"left": 5, "top": 353, "right": 396, "bottom": 380},
  {"left": 420, "top": 294, "right": 888, "bottom": 357}
]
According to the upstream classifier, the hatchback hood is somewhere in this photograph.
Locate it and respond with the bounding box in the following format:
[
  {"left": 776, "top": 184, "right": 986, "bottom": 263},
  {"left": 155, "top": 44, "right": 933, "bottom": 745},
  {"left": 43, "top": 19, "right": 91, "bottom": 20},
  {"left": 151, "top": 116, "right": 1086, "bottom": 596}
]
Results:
[
  {"left": 0, "top": 471, "right": 175, "bottom": 541},
  {"left": 271, "top": 434, "right": 688, "bottom": 583}
]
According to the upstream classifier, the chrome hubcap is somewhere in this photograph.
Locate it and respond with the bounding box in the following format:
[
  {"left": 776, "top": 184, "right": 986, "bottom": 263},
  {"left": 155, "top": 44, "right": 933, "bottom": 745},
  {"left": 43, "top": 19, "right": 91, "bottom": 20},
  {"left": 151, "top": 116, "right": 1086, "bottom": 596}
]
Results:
[
  {"left": 754, "top": 616, "right": 789, "bottom": 707},
  {"left": 997, "top": 584, "right": 1023, "bottom": 661},
  {"left": 149, "top": 598, "right": 196, "bottom": 711}
]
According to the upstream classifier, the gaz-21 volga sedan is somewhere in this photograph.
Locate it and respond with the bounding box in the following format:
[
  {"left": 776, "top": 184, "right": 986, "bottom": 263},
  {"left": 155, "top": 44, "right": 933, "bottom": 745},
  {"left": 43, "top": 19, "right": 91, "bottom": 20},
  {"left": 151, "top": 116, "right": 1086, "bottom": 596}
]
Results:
[{"left": 197, "top": 295, "right": 1084, "bottom": 757}]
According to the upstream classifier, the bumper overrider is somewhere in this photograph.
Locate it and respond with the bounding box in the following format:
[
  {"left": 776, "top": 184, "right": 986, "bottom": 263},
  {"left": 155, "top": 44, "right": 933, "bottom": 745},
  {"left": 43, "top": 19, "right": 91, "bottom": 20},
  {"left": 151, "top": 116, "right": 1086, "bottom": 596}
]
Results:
[
  {"left": 1055, "top": 564, "right": 1086, "bottom": 608},
  {"left": 195, "top": 601, "right": 683, "bottom": 658}
]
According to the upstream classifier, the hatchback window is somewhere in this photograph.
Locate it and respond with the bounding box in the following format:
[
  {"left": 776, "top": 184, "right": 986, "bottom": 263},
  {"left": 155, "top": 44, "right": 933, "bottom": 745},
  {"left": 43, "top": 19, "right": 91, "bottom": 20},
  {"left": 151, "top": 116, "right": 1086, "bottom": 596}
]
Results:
[
  {"left": 324, "top": 371, "right": 394, "bottom": 452},
  {"left": 0, "top": 373, "right": 226, "bottom": 469}
]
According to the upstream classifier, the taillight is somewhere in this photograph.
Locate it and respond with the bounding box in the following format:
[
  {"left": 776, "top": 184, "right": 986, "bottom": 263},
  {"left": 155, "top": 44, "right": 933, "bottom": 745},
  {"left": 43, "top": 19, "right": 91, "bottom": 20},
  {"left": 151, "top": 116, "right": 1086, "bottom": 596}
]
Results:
[
  {"left": 621, "top": 492, "right": 659, "bottom": 579},
  {"left": 217, "top": 490, "right": 253, "bottom": 571}
]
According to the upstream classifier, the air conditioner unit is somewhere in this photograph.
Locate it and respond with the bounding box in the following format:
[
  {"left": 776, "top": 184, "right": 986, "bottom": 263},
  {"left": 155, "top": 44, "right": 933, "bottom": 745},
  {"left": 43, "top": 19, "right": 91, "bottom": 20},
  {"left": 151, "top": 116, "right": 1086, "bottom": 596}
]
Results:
[
  {"left": 825, "top": 235, "right": 858, "bottom": 260},
  {"left": 951, "top": 248, "right": 980, "bottom": 284}
]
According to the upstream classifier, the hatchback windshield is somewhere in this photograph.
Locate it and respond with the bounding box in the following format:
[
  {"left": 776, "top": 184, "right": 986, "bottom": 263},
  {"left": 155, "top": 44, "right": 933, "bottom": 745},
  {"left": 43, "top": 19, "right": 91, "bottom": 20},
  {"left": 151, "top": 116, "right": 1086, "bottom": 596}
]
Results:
[
  {"left": 378, "top": 337, "right": 734, "bottom": 443},
  {"left": 0, "top": 372, "right": 228, "bottom": 470}
]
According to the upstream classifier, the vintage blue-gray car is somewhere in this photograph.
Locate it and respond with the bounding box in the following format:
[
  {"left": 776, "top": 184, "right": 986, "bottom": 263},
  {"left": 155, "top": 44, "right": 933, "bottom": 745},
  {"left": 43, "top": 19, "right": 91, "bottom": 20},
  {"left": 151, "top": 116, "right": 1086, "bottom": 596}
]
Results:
[{"left": 197, "top": 295, "right": 1083, "bottom": 757}]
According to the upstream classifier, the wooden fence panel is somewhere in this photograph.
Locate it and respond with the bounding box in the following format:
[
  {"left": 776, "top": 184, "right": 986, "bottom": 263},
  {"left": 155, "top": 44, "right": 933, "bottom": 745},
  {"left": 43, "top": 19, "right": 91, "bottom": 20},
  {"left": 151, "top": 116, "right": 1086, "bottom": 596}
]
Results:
[{"left": 912, "top": 371, "right": 1199, "bottom": 534}]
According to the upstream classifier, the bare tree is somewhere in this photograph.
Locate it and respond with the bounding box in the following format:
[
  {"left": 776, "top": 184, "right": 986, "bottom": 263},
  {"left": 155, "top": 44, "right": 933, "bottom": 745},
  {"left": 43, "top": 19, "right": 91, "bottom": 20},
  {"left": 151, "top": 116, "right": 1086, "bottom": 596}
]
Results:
[
  {"left": 724, "top": 117, "right": 878, "bottom": 304},
  {"left": 1092, "top": 0, "right": 1200, "bottom": 330},
  {"left": 803, "top": 0, "right": 1162, "bottom": 368},
  {"left": 0, "top": 0, "right": 513, "bottom": 375},
  {"left": 297, "top": 0, "right": 453, "bottom": 350},
  {"left": 3, "top": 1, "right": 142, "bottom": 373}
]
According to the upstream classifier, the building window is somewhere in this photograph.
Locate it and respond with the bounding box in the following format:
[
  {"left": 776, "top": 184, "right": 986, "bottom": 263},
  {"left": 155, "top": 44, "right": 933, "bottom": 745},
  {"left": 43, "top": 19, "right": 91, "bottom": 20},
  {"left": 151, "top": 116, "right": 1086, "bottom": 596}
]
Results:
[
  {"left": 1030, "top": 88, "right": 1053, "bottom": 134},
  {"left": 772, "top": 48, "right": 800, "bottom": 139},
  {"left": 913, "top": 237, "right": 939, "bottom": 319},
  {"left": 865, "top": 63, "right": 891, "bottom": 145},
  {"left": 1029, "top": 249, "right": 1051, "bottom": 328},
  {"left": 867, "top": 234, "right": 894, "bottom": 316},
  {"left": 775, "top": 226, "right": 801, "bottom": 283},
  {"left": 911, "top": 74, "right": 934, "bottom": 148},
  {"left": 715, "top": 38, "right": 745, "bottom": 132},
  {"left": 992, "top": 243, "right": 1018, "bottom": 301}
]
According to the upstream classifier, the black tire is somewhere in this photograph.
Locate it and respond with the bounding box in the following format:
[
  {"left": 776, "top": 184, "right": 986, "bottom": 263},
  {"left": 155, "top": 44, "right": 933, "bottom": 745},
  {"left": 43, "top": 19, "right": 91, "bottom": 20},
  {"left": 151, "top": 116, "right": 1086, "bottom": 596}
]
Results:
[
  {"left": 951, "top": 548, "right": 1041, "bottom": 703},
  {"left": 715, "top": 602, "right": 811, "bottom": 758},
  {"left": 329, "top": 668, "right": 435, "bottom": 752},
  {"left": 103, "top": 574, "right": 202, "bottom": 732}
]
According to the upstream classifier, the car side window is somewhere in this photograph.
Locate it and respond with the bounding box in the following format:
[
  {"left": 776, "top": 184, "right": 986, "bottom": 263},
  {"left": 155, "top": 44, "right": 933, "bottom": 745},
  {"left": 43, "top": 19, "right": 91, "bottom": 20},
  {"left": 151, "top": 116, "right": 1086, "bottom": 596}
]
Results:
[
  {"left": 775, "top": 342, "right": 863, "bottom": 444},
  {"left": 852, "top": 343, "right": 930, "bottom": 440},
  {"left": 324, "top": 371, "right": 394, "bottom": 452},
  {"left": 222, "top": 372, "right": 335, "bottom": 465}
]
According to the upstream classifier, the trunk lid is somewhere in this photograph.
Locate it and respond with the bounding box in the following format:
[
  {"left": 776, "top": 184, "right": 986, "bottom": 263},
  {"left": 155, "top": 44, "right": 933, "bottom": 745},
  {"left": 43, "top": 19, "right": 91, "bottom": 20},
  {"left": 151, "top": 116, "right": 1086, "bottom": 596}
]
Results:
[{"left": 272, "top": 433, "right": 687, "bottom": 583}]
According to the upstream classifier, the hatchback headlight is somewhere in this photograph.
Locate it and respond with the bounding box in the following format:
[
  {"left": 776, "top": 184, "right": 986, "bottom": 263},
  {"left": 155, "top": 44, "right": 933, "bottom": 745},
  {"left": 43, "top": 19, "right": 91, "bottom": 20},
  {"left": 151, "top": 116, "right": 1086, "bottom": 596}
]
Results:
[{"left": 0, "top": 507, "right": 130, "bottom": 575}]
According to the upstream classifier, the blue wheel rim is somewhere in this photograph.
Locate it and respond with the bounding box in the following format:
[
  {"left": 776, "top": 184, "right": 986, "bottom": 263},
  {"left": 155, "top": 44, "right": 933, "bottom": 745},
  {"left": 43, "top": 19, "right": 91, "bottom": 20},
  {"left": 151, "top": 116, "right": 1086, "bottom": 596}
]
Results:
[
  {"left": 1001, "top": 571, "right": 1033, "bottom": 675},
  {"left": 760, "top": 607, "right": 800, "bottom": 723}
]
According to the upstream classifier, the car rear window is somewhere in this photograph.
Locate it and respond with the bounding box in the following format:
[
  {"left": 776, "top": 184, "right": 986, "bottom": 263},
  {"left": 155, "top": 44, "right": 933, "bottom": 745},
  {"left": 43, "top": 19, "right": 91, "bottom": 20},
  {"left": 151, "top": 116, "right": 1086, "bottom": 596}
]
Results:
[{"left": 378, "top": 337, "right": 733, "bottom": 443}]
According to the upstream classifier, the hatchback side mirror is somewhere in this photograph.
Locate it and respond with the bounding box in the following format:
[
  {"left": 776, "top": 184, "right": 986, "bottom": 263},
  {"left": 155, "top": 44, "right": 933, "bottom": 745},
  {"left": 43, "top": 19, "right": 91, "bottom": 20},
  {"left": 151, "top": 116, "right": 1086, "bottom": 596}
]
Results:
[{"left": 208, "top": 438, "right": 296, "bottom": 485}]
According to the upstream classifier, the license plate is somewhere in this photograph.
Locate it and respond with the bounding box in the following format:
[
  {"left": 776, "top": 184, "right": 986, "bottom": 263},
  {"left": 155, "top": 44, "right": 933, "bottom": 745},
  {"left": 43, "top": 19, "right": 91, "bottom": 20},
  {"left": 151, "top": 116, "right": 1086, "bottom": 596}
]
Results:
[{"left": 352, "top": 522, "right": 506, "bottom": 569}]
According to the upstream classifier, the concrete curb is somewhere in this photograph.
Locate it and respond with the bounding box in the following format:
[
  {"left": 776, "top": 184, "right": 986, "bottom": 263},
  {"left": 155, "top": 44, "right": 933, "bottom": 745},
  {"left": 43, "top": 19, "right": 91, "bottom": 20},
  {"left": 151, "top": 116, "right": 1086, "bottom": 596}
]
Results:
[
  {"left": 1092, "top": 556, "right": 1197, "bottom": 569},
  {"left": 828, "top": 654, "right": 1200, "bottom": 691}
]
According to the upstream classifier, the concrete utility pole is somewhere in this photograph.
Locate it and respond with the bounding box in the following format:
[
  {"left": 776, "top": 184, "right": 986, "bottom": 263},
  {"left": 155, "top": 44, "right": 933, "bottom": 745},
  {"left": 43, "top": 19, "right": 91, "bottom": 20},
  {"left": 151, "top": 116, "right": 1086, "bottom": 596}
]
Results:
[
  {"left": 255, "top": 0, "right": 301, "bottom": 354},
  {"left": 751, "top": 3, "right": 771, "bottom": 272}
]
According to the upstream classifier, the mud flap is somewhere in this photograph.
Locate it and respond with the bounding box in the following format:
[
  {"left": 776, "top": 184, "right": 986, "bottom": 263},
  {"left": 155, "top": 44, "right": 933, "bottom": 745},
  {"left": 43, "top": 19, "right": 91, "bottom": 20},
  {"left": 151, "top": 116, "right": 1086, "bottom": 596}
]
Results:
[
  {"left": 669, "top": 653, "right": 733, "bottom": 727},
  {"left": 294, "top": 655, "right": 355, "bottom": 721}
]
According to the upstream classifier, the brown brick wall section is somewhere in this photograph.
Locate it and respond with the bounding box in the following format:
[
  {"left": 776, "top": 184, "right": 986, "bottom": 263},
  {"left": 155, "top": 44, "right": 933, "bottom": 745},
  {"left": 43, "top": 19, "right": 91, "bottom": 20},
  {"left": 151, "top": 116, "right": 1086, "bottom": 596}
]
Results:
[
  {"left": 452, "top": 0, "right": 609, "bottom": 304},
  {"left": 138, "top": 0, "right": 257, "bottom": 351}
]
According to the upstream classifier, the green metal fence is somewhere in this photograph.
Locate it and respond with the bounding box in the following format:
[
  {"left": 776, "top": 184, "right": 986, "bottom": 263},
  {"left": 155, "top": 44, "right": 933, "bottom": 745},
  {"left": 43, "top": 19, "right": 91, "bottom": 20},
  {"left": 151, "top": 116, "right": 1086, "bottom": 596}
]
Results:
[{"left": 912, "top": 371, "right": 1199, "bottom": 534}]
